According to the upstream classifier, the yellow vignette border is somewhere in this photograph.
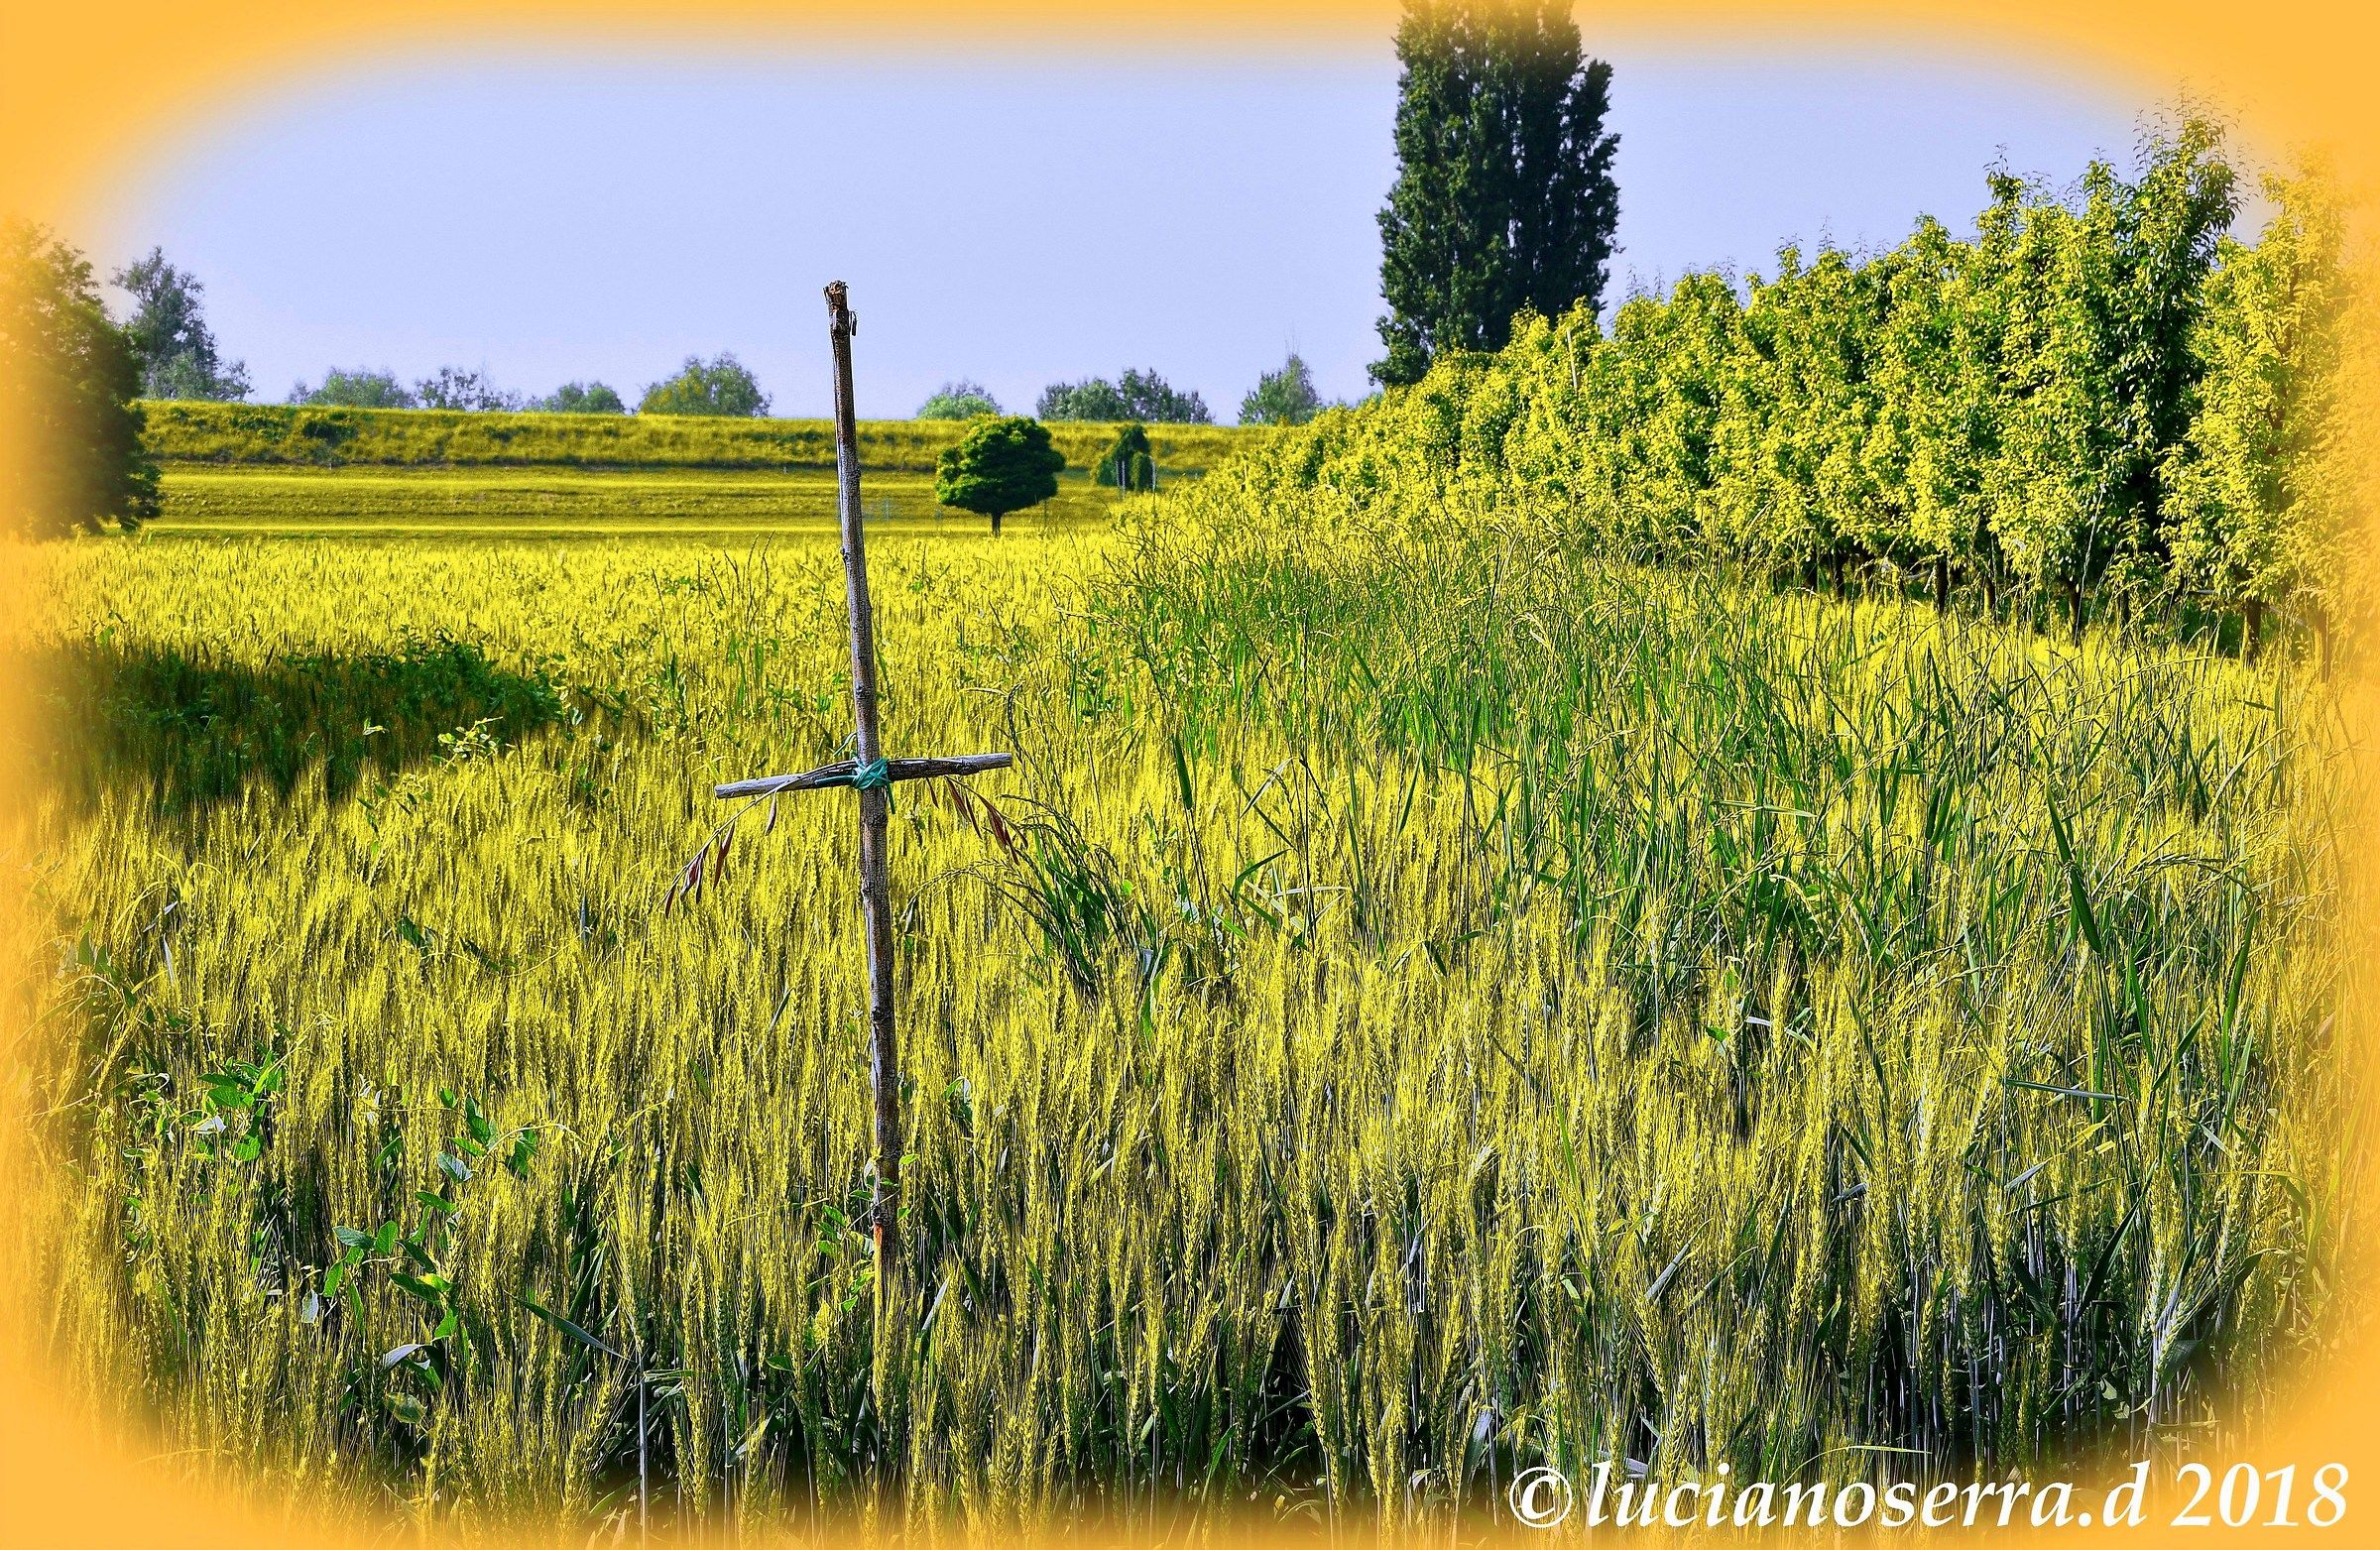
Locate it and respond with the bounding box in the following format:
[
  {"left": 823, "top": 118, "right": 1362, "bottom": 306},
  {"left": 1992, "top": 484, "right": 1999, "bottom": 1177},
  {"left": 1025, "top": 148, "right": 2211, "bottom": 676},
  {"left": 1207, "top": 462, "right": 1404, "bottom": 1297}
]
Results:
[{"left": 3, "top": 2, "right": 2377, "bottom": 1546}]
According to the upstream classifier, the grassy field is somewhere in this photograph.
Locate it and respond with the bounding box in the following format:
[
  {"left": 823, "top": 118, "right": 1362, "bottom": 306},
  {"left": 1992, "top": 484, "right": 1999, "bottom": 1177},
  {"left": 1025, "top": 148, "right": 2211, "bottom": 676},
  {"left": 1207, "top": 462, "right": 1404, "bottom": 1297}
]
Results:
[
  {"left": 152, "top": 466, "right": 1130, "bottom": 537},
  {"left": 13, "top": 475, "right": 2359, "bottom": 1536},
  {"left": 140, "top": 400, "right": 1262, "bottom": 475}
]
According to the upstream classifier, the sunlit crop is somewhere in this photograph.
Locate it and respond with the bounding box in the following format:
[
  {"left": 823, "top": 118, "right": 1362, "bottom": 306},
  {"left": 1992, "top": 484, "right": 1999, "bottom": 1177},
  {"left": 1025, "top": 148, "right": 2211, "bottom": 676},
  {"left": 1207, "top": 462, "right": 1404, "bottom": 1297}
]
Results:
[
  {"left": 13, "top": 464, "right": 2357, "bottom": 1537},
  {"left": 149, "top": 466, "right": 1122, "bottom": 537}
]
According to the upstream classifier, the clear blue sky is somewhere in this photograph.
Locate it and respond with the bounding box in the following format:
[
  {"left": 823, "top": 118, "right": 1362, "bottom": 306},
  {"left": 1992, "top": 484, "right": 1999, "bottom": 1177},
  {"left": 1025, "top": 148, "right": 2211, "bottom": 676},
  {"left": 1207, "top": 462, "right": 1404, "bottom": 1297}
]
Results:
[{"left": 87, "top": 40, "right": 2154, "bottom": 419}]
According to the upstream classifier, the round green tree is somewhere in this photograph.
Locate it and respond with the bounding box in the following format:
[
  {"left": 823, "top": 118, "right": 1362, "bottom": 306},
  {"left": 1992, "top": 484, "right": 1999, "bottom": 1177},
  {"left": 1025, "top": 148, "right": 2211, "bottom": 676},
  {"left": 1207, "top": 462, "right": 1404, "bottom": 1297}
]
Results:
[{"left": 934, "top": 415, "right": 1064, "bottom": 535}]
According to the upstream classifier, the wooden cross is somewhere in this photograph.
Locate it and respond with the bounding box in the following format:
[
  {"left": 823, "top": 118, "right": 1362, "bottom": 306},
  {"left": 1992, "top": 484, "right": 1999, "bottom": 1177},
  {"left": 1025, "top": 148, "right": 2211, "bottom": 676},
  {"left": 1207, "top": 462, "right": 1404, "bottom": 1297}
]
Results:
[{"left": 712, "top": 280, "right": 1011, "bottom": 1297}]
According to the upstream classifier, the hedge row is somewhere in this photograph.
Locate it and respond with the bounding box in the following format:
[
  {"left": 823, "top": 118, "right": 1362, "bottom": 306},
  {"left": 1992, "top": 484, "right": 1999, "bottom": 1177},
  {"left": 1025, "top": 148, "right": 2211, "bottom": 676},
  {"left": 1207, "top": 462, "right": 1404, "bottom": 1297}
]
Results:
[{"left": 1172, "top": 123, "right": 2368, "bottom": 661}]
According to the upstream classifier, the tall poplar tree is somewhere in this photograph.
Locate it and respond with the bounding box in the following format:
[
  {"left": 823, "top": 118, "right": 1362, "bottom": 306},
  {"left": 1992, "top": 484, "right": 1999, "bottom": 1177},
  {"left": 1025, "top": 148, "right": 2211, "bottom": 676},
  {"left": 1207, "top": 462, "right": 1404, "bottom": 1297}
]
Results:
[{"left": 1372, "top": 0, "right": 1620, "bottom": 388}]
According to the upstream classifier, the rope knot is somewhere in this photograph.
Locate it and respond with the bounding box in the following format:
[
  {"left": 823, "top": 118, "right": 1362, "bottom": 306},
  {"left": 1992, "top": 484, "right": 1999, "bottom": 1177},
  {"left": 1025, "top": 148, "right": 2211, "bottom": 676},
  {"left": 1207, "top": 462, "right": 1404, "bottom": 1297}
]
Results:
[{"left": 849, "top": 758, "right": 893, "bottom": 792}]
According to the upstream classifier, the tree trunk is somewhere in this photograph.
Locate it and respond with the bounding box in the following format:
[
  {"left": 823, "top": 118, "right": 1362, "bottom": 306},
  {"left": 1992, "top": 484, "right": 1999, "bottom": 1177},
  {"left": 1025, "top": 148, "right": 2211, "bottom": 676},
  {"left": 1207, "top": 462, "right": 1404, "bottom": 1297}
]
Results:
[
  {"left": 2242, "top": 598, "right": 2266, "bottom": 661},
  {"left": 1932, "top": 554, "right": 1951, "bottom": 613},
  {"left": 991, "top": 510, "right": 1003, "bottom": 537},
  {"left": 1830, "top": 553, "right": 1846, "bottom": 599},
  {"left": 2066, "top": 578, "right": 2084, "bottom": 645}
]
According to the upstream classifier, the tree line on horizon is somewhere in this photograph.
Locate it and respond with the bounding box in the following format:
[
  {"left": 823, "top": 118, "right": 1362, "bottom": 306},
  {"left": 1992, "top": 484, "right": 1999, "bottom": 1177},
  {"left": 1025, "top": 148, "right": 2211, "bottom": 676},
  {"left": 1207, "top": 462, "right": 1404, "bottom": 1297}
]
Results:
[
  {"left": 283, "top": 355, "right": 766, "bottom": 417},
  {"left": 916, "top": 358, "right": 1325, "bottom": 428},
  {"left": 5, "top": 0, "right": 1597, "bottom": 533},
  {"left": 77, "top": 238, "right": 1333, "bottom": 429},
  {"left": 40, "top": 241, "right": 1329, "bottom": 433}
]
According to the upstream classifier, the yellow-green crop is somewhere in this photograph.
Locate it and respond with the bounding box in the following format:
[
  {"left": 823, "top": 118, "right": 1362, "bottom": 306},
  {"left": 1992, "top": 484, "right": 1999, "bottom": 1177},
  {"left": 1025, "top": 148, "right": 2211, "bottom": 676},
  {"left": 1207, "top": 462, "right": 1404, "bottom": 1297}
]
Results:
[
  {"left": 150, "top": 466, "right": 1123, "bottom": 537},
  {"left": 10, "top": 469, "right": 2358, "bottom": 1536}
]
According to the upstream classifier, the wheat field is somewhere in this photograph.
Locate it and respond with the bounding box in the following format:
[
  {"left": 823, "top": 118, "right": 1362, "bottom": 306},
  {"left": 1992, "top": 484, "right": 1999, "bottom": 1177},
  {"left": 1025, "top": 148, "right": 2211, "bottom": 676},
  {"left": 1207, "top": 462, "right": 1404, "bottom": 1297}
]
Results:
[
  {"left": 149, "top": 466, "right": 1122, "bottom": 537},
  {"left": 9, "top": 486, "right": 2362, "bottom": 1537}
]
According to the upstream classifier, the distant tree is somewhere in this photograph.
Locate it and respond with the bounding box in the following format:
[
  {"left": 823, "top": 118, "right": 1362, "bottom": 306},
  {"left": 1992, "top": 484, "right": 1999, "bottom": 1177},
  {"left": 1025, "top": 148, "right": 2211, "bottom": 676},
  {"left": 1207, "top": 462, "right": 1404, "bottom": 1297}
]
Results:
[
  {"left": 935, "top": 415, "right": 1065, "bottom": 535},
  {"left": 641, "top": 353, "right": 770, "bottom": 417},
  {"left": 1239, "top": 351, "right": 1323, "bottom": 425},
  {"left": 291, "top": 368, "right": 416, "bottom": 409},
  {"left": 1037, "top": 367, "right": 1211, "bottom": 423},
  {"left": 1092, "top": 421, "right": 1155, "bottom": 490},
  {"left": 534, "top": 381, "right": 627, "bottom": 414},
  {"left": 1, "top": 220, "right": 159, "bottom": 535},
  {"left": 916, "top": 379, "right": 1002, "bottom": 418},
  {"left": 111, "top": 247, "right": 250, "bottom": 401},
  {"left": 1036, "top": 377, "right": 1130, "bottom": 420},
  {"left": 414, "top": 366, "right": 520, "bottom": 412},
  {"left": 1118, "top": 368, "right": 1209, "bottom": 423},
  {"left": 1372, "top": 0, "right": 1620, "bottom": 387}
]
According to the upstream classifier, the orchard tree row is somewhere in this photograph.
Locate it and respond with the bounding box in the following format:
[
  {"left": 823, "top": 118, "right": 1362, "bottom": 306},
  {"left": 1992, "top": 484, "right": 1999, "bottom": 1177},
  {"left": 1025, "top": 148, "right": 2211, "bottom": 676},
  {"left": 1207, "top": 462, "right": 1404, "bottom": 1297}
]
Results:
[{"left": 1231, "top": 118, "right": 2364, "bottom": 663}]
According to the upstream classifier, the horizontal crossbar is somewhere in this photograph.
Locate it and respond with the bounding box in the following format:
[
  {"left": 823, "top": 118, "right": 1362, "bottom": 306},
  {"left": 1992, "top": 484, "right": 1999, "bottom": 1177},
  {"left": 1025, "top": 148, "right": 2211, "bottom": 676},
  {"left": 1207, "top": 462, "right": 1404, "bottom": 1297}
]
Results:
[{"left": 714, "top": 752, "right": 1012, "bottom": 801}]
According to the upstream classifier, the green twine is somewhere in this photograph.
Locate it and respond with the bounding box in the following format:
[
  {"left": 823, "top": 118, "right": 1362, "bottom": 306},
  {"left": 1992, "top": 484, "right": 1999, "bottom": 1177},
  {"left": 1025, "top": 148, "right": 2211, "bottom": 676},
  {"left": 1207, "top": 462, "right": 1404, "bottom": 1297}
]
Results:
[{"left": 849, "top": 758, "right": 892, "bottom": 792}]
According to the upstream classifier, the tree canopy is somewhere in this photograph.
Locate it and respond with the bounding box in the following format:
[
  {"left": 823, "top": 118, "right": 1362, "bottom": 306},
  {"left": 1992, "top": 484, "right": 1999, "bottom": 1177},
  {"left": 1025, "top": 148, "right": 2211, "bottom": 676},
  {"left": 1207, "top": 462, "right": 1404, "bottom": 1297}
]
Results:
[
  {"left": 112, "top": 247, "right": 251, "bottom": 402},
  {"left": 917, "top": 379, "right": 1002, "bottom": 419},
  {"left": 641, "top": 353, "right": 771, "bottom": 417},
  {"left": 2165, "top": 154, "right": 2356, "bottom": 658},
  {"left": 2, "top": 221, "right": 159, "bottom": 535},
  {"left": 1239, "top": 352, "right": 1324, "bottom": 425},
  {"left": 535, "top": 381, "right": 627, "bottom": 414},
  {"left": 1373, "top": 0, "right": 1620, "bottom": 387},
  {"left": 935, "top": 415, "right": 1066, "bottom": 534},
  {"left": 290, "top": 368, "right": 416, "bottom": 409},
  {"left": 414, "top": 366, "right": 520, "bottom": 412},
  {"left": 1037, "top": 368, "right": 1212, "bottom": 423},
  {"left": 1172, "top": 115, "right": 2363, "bottom": 661}
]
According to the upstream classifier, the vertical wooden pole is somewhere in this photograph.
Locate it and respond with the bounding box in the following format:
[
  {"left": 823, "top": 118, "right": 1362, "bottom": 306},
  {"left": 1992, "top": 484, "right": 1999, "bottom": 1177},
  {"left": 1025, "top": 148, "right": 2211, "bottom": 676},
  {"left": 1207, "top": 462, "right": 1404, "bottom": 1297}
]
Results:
[{"left": 824, "top": 281, "right": 901, "bottom": 1309}]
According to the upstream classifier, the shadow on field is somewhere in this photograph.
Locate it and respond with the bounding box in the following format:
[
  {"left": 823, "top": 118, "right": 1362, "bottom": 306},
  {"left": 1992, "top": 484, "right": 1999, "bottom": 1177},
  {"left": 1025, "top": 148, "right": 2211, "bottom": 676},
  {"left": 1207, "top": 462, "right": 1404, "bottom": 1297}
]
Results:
[{"left": 49, "top": 632, "right": 566, "bottom": 814}]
